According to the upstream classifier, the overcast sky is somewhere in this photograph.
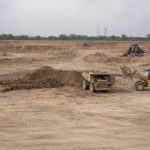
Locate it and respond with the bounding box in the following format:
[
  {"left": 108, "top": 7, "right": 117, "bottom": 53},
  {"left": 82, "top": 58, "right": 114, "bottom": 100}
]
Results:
[{"left": 0, "top": 0, "right": 150, "bottom": 37}]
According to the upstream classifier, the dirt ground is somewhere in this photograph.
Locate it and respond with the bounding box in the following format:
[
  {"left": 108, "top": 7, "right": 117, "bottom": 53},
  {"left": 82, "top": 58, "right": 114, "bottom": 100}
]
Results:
[{"left": 0, "top": 40, "right": 150, "bottom": 150}]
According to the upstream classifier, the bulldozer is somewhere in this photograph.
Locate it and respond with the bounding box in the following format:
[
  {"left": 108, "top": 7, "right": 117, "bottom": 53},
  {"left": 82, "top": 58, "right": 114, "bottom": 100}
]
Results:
[
  {"left": 120, "top": 65, "right": 150, "bottom": 91},
  {"left": 82, "top": 72, "right": 115, "bottom": 93}
]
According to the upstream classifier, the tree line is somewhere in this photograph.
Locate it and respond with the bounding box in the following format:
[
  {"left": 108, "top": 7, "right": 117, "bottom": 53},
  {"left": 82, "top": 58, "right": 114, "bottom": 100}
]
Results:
[{"left": 0, "top": 34, "right": 150, "bottom": 40}]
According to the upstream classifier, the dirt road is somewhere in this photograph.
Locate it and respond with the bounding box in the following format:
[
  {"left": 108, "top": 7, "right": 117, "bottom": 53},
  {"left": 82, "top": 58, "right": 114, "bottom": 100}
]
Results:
[{"left": 0, "top": 87, "right": 150, "bottom": 150}]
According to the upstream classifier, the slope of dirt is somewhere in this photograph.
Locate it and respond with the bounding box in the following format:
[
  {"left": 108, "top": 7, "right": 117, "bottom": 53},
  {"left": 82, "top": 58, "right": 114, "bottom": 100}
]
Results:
[
  {"left": 84, "top": 52, "right": 140, "bottom": 64},
  {"left": 0, "top": 66, "right": 84, "bottom": 91},
  {"left": 0, "top": 40, "right": 79, "bottom": 52},
  {"left": 84, "top": 52, "right": 107, "bottom": 62}
]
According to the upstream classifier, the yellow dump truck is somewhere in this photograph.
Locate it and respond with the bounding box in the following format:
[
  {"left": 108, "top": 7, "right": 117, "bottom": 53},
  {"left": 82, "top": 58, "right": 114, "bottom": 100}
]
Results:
[{"left": 82, "top": 72, "right": 115, "bottom": 93}]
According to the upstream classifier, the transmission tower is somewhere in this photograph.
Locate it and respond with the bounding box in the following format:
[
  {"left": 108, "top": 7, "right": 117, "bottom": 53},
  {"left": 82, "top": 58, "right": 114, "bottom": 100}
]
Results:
[
  {"left": 97, "top": 25, "right": 99, "bottom": 37},
  {"left": 104, "top": 27, "right": 107, "bottom": 37}
]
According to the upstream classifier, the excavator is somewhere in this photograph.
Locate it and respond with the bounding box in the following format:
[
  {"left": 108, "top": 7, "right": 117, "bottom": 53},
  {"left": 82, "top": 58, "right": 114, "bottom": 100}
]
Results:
[{"left": 120, "top": 65, "right": 150, "bottom": 91}]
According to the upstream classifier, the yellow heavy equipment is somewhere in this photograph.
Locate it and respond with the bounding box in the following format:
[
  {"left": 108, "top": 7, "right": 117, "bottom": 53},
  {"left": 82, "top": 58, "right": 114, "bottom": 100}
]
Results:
[{"left": 120, "top": 65, "right": 150, "bottom": 91}]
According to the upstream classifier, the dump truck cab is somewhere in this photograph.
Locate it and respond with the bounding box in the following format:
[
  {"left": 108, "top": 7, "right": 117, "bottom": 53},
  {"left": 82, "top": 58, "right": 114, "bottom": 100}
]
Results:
[{"left": 82, "top": 72, "right": 115, "bottom": 93}]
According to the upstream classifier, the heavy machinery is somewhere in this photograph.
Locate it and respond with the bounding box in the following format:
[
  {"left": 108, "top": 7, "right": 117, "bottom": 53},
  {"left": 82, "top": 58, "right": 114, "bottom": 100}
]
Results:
[
  {"left": 120, "top": 65, "right": 150, "bottom": 91},
  {"left": 122, "top": 44, "right": 144, "bottom": 57},
  {"left": 82, "top": 72, "right": 115, "bottom": 93}
]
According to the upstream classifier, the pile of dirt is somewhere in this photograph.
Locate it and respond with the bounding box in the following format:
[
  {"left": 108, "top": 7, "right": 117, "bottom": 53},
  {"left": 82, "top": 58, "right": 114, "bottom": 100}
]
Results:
[
  {"left": 0, "top": 58, "right": 37, "bottom": 65},
  {"left": 84, "top": 52, "right": 106, "bottom": 62},
  {"left": 105, "top": 57, "right": 133, "bottom": 64},
  {"left": 85, "top": 52, "right": 133, "bottom": 64},
  {"left": 122, "top": 44, "right": 145, "bottom": 57},
  {"left": 0, "top": 66, "right": 84, "bottom": 91},
  {"left": 1, "top": 51, "right": 7, "bottom": 57}
]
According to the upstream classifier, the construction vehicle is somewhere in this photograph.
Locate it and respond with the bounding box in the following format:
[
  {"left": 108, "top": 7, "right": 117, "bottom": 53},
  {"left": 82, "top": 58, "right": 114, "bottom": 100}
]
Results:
[
  {"left": 120, "top": 65, "right": 150, "bottom": 91},
  {"left": 82, "top": 72, "right": 115, "bottom": 93},
  {"left": 122, "top": 44, "right": 144, "bottom": 57}
]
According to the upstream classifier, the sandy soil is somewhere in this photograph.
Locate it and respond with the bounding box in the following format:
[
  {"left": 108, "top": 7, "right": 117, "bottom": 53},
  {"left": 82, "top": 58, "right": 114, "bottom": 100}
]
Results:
[{"left": 0, "top": 40, "right": 150, "bottom": 150}]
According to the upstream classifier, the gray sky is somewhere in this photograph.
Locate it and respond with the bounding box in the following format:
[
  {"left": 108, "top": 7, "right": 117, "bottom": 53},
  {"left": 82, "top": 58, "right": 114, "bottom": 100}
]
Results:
[{"left": 0, "top": 0, "right": 150, "bottom": 37}]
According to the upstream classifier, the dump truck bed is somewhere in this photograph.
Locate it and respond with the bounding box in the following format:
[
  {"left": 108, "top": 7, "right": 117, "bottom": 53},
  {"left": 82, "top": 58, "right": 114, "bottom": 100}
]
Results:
[{"left": 82, "top": 72, "right": 111, "bottom": 82}]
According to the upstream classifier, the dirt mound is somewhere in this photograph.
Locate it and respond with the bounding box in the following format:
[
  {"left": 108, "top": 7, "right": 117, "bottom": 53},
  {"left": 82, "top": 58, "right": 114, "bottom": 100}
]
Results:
[
  {"left": 0, "top": 66, "right": 84, "bottom": 91},
  {"left": 1, "top": 51, "right": 7, "bottom": 57},
  {"left": 105, "top": 57, "right": 133, "bottom": 64},
  {"left": 0, "top": 58, "right": 37, "bottom": 65},
  {"left": 85, "top": 52, "right": 133, "bottom": 64},
  {"left": 84, "top": 52, "right": 106, "bottom": 62}
]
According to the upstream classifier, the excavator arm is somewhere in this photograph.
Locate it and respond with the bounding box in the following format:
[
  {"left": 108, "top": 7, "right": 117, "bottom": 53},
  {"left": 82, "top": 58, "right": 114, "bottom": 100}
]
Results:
[{"left": 120, "top": 65, "right": 132, "bottom": 78}]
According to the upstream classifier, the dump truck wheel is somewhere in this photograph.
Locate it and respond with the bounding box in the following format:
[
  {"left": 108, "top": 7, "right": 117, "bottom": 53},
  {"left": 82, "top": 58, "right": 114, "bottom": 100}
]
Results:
[
  {"left": 83, "top": 80, "right": 89, "bottom": 90},
  {"left": 135, "top": 81, "right": 145, "bottom": 91},
  {"left": 89, "top": 84, "right": 95, "bottom": 93}
]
